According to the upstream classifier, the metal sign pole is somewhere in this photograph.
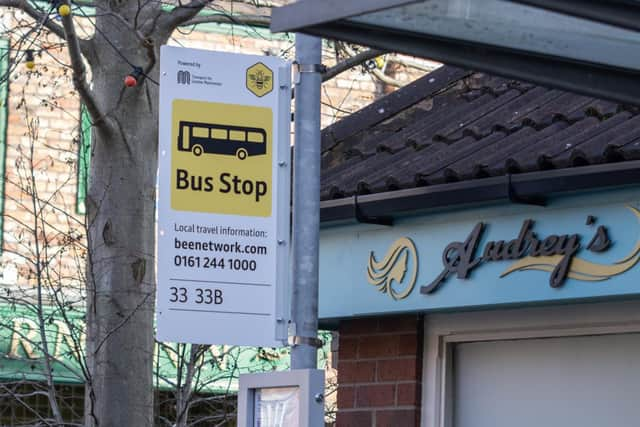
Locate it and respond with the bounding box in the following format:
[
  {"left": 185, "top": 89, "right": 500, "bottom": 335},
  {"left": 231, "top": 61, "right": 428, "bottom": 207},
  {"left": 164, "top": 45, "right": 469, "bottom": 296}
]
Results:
[{"left": 291, "top": 34, "right": 322, "bottom": 371}]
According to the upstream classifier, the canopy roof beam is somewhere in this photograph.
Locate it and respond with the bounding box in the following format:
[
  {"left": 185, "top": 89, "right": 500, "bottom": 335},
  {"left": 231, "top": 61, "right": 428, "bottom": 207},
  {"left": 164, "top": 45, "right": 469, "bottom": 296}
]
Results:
[
  {"left": 510, "top": 0, "right": 640, "bottom": 33},
  {"left": 272, "top": 0, "right": 640, "bottom": 105},
  {"left": 304, "top": 20, "right": 640, "bottom": 105}
]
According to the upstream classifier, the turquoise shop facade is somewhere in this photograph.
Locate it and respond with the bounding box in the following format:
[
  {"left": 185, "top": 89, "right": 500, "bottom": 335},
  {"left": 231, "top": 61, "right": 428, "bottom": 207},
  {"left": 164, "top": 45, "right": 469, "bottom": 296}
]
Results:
[
  {"left": 321, "top": 186, "right": 640, "bottom": 427},
  {"left": 317, "top": 66, "right": 640, "bottom": 427},
  {"left": 320, "top": 187, "right": 640, "bottom": 320}
]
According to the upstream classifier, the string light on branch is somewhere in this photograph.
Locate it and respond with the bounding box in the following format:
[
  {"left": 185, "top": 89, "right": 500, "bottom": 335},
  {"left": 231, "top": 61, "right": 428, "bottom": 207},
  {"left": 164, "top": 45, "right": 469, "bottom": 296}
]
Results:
[
  {"left": 364, "top": 55, "right": 386, "bottom": 72},
  {"left": 58, "top": 3, "right": 71, "bottom": 17},
  {"left": 124, "top": 67, "right": 143, "bottom": 87},
  {"left": 25, "top": 50, "right": 35, "bottom": 70},
  {"left": 50, "top": 0, "right": 71, "bottom": 17}
]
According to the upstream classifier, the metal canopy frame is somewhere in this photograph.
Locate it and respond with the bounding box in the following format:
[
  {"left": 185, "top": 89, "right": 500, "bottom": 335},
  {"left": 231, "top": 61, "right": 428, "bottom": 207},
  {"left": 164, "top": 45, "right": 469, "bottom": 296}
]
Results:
[
  {"left": 511, "top": 0, "right": 640, "bottom": 33},
  {"left": 270, "top": 0, "right": 418, "bottom": 33},
  {"left": 271, "top": 0, "right": 640, "bottom": 105}
]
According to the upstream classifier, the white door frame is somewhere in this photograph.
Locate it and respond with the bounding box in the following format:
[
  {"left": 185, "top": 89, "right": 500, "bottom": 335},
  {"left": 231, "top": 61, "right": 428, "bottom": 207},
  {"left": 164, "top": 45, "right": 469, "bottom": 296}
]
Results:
[{"left": 421, "top": 300, "right": 640, "bottom": 427}]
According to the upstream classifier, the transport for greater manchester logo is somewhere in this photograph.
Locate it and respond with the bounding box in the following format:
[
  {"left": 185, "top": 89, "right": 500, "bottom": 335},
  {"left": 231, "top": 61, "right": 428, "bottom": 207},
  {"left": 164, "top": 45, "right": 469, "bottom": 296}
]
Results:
[
  {"left": 171, "top": 99, "right": 273, "bottom": 217},
  {"left": 246, "top": 62, "right": 273, "bottom": 97}
]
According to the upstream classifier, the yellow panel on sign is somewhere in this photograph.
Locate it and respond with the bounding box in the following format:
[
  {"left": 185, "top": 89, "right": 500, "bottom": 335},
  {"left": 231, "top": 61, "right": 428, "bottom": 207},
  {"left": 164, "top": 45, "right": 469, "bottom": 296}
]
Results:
[{"left": 171, "top": 99, "right": 273, "bottom": 217}]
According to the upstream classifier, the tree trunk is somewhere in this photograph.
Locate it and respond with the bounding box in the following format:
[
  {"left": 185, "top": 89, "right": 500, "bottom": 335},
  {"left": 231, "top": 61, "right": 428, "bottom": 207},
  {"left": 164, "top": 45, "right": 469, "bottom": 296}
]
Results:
[{"left": 83, "top": 11, "right": 163, "bottom": 425}]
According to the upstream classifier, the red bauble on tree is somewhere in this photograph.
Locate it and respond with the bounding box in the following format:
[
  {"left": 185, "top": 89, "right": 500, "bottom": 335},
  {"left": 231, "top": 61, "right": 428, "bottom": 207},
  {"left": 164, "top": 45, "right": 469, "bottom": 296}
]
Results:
[
  {"left": 124, "top": 75, "right": 137, "bottom": 87},
  {"left": 124, "top": 67, "right": 143, "bottom": 87}
]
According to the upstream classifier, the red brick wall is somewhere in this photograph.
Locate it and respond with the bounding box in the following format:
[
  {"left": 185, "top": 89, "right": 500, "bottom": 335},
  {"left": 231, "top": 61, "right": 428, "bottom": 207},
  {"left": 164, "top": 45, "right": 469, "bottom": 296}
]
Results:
[{"left": 335, "top": 315, "right": 424, "bottom": 427}]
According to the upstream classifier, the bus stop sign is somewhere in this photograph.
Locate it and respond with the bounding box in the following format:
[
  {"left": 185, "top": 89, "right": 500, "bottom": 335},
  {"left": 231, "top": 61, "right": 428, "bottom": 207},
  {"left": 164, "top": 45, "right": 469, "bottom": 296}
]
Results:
[{"left": 156, "top": 46, "right": 291, "bottom": 346}]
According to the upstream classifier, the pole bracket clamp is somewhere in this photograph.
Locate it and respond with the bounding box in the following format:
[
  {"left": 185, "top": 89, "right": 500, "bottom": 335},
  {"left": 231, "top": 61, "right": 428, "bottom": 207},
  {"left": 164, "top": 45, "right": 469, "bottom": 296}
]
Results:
[
  {"left": 294, "top": 61, "right": 327, "bottom": 74},
  {"left": 293, "top": 62, "right": 327, "bottom": 84},
  {"left": 289, "top": 335, "right": 324, "bottom": 348},
  {"left": 298, "top": 64, "right": 326, "bottom": 73}
]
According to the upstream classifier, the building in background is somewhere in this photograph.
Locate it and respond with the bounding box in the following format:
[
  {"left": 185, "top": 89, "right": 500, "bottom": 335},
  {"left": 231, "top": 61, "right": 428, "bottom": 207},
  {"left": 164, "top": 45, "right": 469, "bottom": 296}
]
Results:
[
  {"left": 320, "top": 66, "right": 640, "bottom": 427},
  {"left": 0, "top": 8, "right": 436, "bottom": 425}
]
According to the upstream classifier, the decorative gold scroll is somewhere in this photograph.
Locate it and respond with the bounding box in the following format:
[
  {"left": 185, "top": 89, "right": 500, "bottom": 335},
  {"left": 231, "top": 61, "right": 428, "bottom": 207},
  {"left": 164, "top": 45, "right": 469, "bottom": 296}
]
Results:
[
  {"left": 367, "top": 237, "right": 418, "bottom": 300},
  {"left": 501, "top": 206, "right": 640, "bottom": 281}
]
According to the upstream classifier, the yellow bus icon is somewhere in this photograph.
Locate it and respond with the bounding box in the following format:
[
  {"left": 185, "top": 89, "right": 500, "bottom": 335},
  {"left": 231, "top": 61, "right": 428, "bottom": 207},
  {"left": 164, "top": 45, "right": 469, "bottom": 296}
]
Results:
[
  {"left": 171, "top": 99, "right": 273, "bottom": 216},
  {"left": 177, "top": 121, "right": 267, "bottom": 160}
]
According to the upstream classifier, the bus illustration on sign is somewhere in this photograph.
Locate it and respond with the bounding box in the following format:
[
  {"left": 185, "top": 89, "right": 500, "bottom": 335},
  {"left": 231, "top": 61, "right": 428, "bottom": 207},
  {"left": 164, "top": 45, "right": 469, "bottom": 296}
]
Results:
[{"left": 177, "top": 120, "right": 267, "bottom": 160}]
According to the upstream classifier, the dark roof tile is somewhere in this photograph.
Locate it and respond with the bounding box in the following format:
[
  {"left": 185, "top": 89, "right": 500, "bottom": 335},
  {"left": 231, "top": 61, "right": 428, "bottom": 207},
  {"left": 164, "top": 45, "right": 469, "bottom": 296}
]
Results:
[
  {"left": 320, "top": 67, "right": 640, "bottom": 201},
  {"left": 321, "top": 66, "right": 469, "bottom": 152},
  {"left": 549, "top": 112, "right": 634, "bottom": 168}
]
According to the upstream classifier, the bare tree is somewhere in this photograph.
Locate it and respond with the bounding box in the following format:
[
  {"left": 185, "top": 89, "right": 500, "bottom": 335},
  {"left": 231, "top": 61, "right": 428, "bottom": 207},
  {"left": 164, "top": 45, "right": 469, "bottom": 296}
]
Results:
[
  {"left": 0, "top": 3, "right": 234, "bottom": 425},
  {"left": 0, "top": 82, "right": 284, "bottom": 426},
  {"left": 0, "top": 86, "right": 88, "bottom": 425},
  {"left": 0, "top": 2, "right": 430, "bottom": 426},
  {"left": 154, "top": 342, "right": 283, "bottom": 427}
]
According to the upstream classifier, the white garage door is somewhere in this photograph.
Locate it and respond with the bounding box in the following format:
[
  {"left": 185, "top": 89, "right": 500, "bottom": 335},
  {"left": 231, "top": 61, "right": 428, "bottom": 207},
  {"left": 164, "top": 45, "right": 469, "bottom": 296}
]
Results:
[{"left": 453, "top": 333, "right": 640, "bottom": 427}]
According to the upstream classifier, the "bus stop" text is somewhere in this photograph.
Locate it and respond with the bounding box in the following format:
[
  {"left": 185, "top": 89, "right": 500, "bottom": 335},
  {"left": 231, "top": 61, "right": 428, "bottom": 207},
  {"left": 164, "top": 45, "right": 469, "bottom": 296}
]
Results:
[{"left": 175, "top": 169, "right": 268, "bottom": 202}]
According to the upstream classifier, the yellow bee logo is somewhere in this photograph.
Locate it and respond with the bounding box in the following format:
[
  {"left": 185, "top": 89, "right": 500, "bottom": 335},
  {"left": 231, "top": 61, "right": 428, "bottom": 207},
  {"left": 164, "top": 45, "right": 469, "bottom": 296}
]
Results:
[
  {"left": 246, "top": 63, "right": 274, "bottom": 97},
  {"left": 250, "top": 70, "right": 271, "bottom": 91}
]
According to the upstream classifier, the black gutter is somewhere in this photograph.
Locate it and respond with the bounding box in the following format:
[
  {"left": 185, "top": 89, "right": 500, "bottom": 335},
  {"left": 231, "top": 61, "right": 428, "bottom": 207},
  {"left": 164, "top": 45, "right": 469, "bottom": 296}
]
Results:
[{"left": 320, "top": 160, "right": 640, "bottom": 224}]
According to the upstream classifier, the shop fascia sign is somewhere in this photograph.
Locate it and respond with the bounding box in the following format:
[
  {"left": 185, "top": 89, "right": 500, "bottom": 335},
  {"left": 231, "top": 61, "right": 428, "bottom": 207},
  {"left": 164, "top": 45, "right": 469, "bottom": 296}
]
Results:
[{"left": 368, "top": 206, "right": 640, "bottom": 301}]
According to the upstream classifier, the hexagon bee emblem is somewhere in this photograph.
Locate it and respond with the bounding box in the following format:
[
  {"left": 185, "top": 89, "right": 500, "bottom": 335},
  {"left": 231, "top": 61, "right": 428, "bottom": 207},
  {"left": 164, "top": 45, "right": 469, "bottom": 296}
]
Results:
[{"left": 246, "top": 62, "right": 273, "bottom": 97}]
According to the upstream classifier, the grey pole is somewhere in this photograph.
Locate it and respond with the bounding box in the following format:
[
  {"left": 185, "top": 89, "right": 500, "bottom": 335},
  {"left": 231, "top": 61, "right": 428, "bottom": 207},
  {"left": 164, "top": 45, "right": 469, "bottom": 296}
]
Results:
[{"left": 291, "top": 34, "right": 322, "bottom": 370}]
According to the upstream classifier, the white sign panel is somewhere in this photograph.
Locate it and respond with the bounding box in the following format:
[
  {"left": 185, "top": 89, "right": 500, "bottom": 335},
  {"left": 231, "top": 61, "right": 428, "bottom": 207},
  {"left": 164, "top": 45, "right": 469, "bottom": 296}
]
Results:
[{"left": 157, "top": 46, "right": 291, "bottom": 346}]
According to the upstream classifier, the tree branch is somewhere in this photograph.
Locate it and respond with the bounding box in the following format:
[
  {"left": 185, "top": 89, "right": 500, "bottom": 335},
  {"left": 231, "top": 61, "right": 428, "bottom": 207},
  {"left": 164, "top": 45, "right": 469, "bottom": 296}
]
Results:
[
  {"left": 180, "top": 13, "right": 270, "bottom": 28},
  {"left": 387, "top": 54, "right": 440, "bottom": 72},
  {"left": 0, "top": 0, "right": 66, "bottom": 40},
  {"left": 159, "top": 0, "right": 214, "bottom": 31},
  {"left": 338, "top": 43, "right": 403, "bottom": 88},
  {"left": 0, "top": 0, "right": 107, "bottom": 131},
  {"left": 57, "top": 2, "right": 107, "bottom": 133},
  {"left": 371, "top": 67, "right": 403, "bottom": 87},
  {"left": 322, "top": 48, "right": 386, "bottom": 82}
]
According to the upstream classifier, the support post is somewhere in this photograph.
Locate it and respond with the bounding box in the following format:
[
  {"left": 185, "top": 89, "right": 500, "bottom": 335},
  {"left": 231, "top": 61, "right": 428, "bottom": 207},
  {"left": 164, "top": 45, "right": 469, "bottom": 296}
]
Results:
[{"left": 291, "top": 34, "right": 322, "bottom": 371}]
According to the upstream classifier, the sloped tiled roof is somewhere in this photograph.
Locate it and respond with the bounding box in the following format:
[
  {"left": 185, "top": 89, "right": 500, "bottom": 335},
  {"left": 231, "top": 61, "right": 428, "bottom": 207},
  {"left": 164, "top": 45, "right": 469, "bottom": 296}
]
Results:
[{"left": 320, "top": 66, "right": 640, "bottom": 201}]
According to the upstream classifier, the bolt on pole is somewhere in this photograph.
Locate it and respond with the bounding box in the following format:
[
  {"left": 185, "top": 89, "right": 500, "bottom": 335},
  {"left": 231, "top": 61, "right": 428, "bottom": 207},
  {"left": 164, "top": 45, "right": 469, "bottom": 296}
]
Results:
[{"left": 291, "top": 34, "right": 322, "bottom": 371}]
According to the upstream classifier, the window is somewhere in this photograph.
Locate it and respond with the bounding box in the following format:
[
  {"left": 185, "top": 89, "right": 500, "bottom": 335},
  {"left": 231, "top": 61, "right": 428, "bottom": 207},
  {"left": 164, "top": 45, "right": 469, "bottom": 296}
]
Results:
[
  {"left": 0, "top": 39, "right": 9, "bottom": 251},
  {"left": 423, "top": 301, "right": 640, "bottom": 427},
  {"left": 247, "top": 131, "right": 264, "bottom": 143},
  {"left": 0, "top": 383, "right": 84, "bottom": 425},
  {"left": 229, "top": 130, "right": 245, "bottom": 141},
  {"left": 76, "top": 106, "right": 91, "bottom": 215},
  {"left": 211, "top": 128, "right": 227, "bottom": 139},
  {"left": 193, "top": 127, "right": 209, "bottom": 138}
]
